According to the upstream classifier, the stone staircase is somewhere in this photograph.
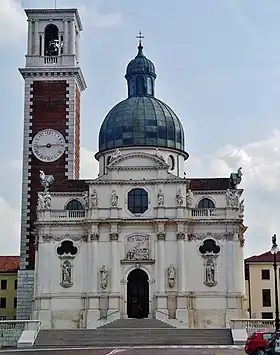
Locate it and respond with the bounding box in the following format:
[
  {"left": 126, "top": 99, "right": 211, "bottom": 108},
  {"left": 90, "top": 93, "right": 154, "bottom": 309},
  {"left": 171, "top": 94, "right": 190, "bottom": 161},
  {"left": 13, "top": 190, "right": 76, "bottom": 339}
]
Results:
[{"left": 35, "top": 319, "right": 233, "bottom": 348}]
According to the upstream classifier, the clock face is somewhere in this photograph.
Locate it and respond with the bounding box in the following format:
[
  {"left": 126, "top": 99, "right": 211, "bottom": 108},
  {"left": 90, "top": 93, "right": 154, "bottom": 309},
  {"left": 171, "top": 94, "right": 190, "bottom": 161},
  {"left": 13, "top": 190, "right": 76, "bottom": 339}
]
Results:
[{"left": 32, "top": 129, "right": 66, "bottom": 162}]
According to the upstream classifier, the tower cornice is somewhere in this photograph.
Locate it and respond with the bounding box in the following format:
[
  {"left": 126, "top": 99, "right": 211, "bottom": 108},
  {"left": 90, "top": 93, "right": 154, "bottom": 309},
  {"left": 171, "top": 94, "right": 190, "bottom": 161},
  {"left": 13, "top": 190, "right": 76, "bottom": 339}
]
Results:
[{"left": 18, "top": 67, "right": 87, "bottom": 91}]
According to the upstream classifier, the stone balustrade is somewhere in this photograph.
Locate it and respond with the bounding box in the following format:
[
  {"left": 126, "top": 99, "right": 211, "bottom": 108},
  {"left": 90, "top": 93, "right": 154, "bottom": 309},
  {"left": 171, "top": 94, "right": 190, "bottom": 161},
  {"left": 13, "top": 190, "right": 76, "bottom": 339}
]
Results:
[{"left": 230, "top": 318, "right": 275, "bottom": 335}]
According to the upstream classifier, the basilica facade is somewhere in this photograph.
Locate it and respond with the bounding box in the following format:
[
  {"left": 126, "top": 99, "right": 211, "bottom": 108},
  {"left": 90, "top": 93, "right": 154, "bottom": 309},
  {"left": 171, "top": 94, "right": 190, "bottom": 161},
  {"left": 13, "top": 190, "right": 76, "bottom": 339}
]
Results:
[{"left": 17, "top": 8, "right": 248, "bottom": 330}]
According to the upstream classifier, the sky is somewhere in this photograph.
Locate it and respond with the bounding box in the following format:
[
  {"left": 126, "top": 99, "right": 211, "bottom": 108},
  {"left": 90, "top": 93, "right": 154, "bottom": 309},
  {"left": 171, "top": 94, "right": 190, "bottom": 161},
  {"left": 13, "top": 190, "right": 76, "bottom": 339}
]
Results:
[{"left": 1, "top": 0, "right": 280, "bottom": 257}]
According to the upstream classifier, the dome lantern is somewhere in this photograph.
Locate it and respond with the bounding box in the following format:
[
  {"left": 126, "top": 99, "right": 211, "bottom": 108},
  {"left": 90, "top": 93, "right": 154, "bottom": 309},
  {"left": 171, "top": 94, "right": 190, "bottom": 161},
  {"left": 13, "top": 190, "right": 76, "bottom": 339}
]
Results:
[{"left": 125, "top": 31, "right": 156, "bottom": 98}]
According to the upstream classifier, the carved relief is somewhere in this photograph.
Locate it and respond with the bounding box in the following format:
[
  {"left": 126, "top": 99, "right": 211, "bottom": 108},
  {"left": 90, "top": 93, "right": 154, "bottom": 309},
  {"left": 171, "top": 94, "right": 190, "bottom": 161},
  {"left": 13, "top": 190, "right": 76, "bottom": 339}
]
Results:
[
  {"left": 176, "top": 189, "right": 184, "bottom": 206},
  {"left": 112, "top": 149, "right": 121, "bottom": 160},
  {"left": 194, "top": 232, "right": 234, "bottom": 241},
  {"left": 239, "top": 199, "right": 245, "bottom": 218},
  {"left": 82, "top": 191, "right": 89, "bottom": 208},
  {"left": 126, "top": 235, "right": 149, "bottom": 260},
  {"left": 186, "top": 189, "right": 194, "bottom": 208},
  {"left": 61, "top": 260, "right": 73, "bottom": 288},
  {"left": 225, "top": 189, "right": 239, "bottom": 208},
  {"left": 155, "top": 148, "right": 164, "bottom": 160},
  {"left": 157, "top": 189, "right": 164, "bottom": 206},
  {"left": 90, "top": 190, "right": 98, "bottom": 208},
  {"left": 167, "top": 264, "right": 176, "bottom": 288},
  {"left": 204, "top": 258, "right": 217, "bottom": 287},
  {"left": 37, "top": 192, "right": 51, "bottom": 210},
  {"left": 111, "top": 190, "right": 118, "bottom": 207},
  {"left": 100, "top": 265, "right": 109, "bottom": 290}
]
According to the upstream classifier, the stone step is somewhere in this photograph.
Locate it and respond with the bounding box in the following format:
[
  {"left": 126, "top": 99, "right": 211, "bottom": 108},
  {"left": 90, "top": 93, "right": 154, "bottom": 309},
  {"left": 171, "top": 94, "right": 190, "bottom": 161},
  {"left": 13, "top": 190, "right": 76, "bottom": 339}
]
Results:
[
  {"left": 35, "top": 328, "right": 233, "bottom": 347},
  {"left": 100, "top": 318, "right": 174, "bottom": 328}
]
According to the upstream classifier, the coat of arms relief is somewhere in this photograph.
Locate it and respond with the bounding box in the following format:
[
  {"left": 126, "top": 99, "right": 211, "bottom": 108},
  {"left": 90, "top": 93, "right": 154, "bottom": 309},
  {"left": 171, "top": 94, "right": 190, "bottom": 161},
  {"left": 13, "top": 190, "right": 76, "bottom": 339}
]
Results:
[{"left": 125, "top": 235, "right": 150, "bottom": 261}]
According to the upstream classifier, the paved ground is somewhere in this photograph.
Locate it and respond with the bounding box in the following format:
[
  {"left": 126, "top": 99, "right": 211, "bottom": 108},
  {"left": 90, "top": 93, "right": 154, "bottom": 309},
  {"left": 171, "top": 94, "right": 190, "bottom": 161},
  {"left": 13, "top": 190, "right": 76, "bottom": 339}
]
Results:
[{"left": 0, "top": 346, "right": 245, "bottom": 355}]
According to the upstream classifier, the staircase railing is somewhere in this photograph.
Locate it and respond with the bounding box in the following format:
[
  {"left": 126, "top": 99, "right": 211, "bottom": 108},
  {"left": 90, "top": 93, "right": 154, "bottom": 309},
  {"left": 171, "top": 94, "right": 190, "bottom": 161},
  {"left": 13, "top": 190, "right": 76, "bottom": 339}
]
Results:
[{"left": 97, "top": 309, "right": 120, "bottom": 328}]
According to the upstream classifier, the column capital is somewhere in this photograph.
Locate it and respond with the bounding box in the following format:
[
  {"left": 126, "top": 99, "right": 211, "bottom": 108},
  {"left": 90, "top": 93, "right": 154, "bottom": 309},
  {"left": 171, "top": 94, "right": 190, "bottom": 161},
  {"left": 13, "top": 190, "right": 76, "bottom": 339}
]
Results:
[
  {"left": 157, "top": 233, "right": 166, "bottom": 241},
  {"left": 90, "top": 233, "right": 99, "bottom": 241},
  {"left": 176, "top": 232, "right": 186, "bottom": 240},
  {"left": 110, "top": 233, "right": 119, "bottom": 241}
]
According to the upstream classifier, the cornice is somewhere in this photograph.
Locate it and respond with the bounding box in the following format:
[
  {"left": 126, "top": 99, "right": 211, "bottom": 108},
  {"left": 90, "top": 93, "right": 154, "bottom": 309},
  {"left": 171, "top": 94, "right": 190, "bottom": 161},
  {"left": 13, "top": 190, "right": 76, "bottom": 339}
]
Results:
[
  {"left": 86, "top": 179, "right": 187, "bottom": 185},
  {"left": 19, "top": 67, "right": 87, "bottom": 91}
]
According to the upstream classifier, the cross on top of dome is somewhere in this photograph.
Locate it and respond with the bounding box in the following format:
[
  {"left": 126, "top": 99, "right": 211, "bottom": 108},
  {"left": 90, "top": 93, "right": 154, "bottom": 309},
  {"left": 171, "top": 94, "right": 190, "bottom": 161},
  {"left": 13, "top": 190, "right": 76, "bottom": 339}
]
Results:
[{"left": 136, "top": 31, "right": 144, "bottom": 47}]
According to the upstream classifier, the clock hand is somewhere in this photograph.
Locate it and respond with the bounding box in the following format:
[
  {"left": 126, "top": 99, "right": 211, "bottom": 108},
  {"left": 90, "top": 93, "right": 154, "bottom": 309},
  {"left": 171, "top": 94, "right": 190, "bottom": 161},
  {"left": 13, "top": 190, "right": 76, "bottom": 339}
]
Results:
[{"left": 36, "top": 143, "right": 62, "bottom": 148}]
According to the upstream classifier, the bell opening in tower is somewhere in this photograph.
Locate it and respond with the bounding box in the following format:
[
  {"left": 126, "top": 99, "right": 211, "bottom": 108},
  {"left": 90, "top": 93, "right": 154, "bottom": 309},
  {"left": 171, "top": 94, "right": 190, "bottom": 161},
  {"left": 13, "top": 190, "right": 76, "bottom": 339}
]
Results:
[{"left": 44, "top": 24, "right": 60, "bottom": 57}]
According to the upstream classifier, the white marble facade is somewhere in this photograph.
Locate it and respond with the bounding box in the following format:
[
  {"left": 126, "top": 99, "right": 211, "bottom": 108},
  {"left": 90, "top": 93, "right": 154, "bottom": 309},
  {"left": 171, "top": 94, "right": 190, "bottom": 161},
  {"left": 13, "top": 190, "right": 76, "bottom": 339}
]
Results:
[{"left": 33, "top": 146, "right": 248, "bottom": 329}]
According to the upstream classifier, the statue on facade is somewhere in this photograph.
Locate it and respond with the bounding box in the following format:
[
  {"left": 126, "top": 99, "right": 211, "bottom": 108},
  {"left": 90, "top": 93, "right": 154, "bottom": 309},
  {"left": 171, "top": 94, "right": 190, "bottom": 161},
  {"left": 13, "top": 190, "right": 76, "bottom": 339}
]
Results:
[
  {"left": 229, "top": 167, "right": 243, "bottom": 189},
  {"left": 100, "top": 265, "right": 108, "bottom": 290},
  {"left": 157, "top": 189, "right": 164, "bottom": 206},
  {"left": 82, "top": 191, "right": 89, "bottom": 208},
  {"left": 167, "top": 264, "right": 176, "bottom": 288},
  {"left": 186, "top": 189, "right": 194, "bottom": 208},
  {"left": 91, "top": 189, "right": 98, "bottom": 207},
  {"left": 61, "top": 260, "right": 72, "bottom": 288},
  {"left": 155, "top": 148, "right": 164, "bottom": 160},
  {"left": 225, "top": 189, "right": 239, "bottom": 208},
  {"left": 111, "top": 190, "right": 118, "bottom": 207},
  {"left": 176, "top": 189, "right": 183, "bottom": 207},
  {"left": 39, "top": 170, "right": 54, "bottom": 192}
]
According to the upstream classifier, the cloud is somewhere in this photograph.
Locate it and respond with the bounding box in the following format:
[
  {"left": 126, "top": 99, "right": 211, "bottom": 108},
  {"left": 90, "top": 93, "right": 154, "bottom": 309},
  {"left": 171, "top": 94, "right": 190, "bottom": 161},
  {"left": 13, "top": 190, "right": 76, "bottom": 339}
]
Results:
[
  {"left": 0, "top": 197, "right": 20, "bottom": 255},
  {"left": 0, "top": 0, "right": 26, "bottom": 43},
  {"left": 80, "top": 147, "right": 99, "bottom": 179},
  {"left": 79, "top": 3, "right": 122, "bottom": 28}
]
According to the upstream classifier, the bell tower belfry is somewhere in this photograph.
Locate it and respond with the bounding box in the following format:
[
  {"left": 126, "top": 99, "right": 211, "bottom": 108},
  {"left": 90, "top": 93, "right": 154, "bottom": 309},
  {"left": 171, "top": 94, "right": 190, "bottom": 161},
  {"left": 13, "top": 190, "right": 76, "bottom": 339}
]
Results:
[{"left": 17, "top": 8, "right": 86, "bottom": 320}]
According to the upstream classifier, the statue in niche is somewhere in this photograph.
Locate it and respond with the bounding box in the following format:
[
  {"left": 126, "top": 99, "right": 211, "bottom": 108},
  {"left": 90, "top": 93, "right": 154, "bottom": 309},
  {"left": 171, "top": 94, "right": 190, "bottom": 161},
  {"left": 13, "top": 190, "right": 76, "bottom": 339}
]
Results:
[
  {"left": 167, "top": 264, "right": 176, "bottom": 288},
  {"left": 112, "top": 149, "right": 121, "bottom": 159},
  {"left": 37, "top": 192, "right": 51, "bottom": 210},
  {"left": 157, "top": 189, "right": 164, "bottom": 206},
  {"left": 100, "top": 265, "right": 108, "bottom": 290},
  {"left": 186, "top": 189, "right": 194, "bottom": 208},
  {"left": 91, "top": 189, "right": 98, "bottom": 207},
  {"left": 205, "top": 259, "right": 216, "bottom": 287},
  {"left": 126, "top": 235, "right": 149, "bottom": 260},
  {"left": 225, "top": 189, "right": 239, "bottom": 208},
  {"left": 111, "top": 190, "right": 118, "bottom": 207},
  {"left": 82, "top": 191, "right": 89, "bottom": 208},
  {"left": 176, "top": 189, "right": 183, "bottom": 206},
  {"left": 61, "top": 260, "right": 72, "bottom": 288},
  {"left": 39, "top": 170, "right": 54, "bottom": 192}
]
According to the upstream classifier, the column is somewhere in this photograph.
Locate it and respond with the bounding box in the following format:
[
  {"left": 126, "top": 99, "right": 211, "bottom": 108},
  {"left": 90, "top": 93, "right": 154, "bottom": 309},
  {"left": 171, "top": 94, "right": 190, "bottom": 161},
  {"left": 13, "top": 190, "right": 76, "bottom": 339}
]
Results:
[
  {"left": 69, "top": 20, "right": 75, "bottom": 55},
  {"left": 110, "top": 233, "right": 119, "bottom": 293},
  {"left": 27, "top": 20, "right": 32, "bottom": 55},
  {"left": 34, "top": 20, "right": 39, "bottom": 56},
  {"left": 41, "top": 35, "right": 45, "bottom": 57},
  {"left": 177, "top": 232, "right": 186, "bottom": 292},
  {"left": 91, "top": 233, "right": 99, "bottom": 292},
  {"left": 157, "top": 233, "right": 165, "bottom": 293},
  {"left": 63, "top": 19, "right": 68, "bottom": 54},
  {"left": 76, "top": 32, "right": 80, "bottom": 64}
]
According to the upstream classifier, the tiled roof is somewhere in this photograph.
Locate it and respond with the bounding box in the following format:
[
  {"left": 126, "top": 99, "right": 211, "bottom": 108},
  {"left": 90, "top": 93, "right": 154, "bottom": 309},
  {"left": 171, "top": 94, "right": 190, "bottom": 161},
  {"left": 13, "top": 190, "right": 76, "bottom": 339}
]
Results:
[
  {"left": 0, "top": 256, "right": 20, "bottom": 272},
  {"left": 245, "top": 251, "right": 280, "bottom": 263},
  {"left": 189, "top": 178, "right": 231, "bottom": 191}
]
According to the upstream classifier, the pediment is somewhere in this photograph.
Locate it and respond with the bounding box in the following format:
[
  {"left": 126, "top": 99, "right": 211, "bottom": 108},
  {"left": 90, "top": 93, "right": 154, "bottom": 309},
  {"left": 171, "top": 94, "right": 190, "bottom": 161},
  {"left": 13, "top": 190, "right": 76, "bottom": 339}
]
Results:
[{"left": 108, "top": 152, "right": 169, "bottom": 170}]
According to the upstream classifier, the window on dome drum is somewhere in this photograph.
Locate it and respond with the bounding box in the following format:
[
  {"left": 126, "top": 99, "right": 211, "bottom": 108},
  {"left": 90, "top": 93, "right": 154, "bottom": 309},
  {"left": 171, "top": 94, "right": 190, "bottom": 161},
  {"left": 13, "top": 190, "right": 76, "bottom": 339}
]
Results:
[
  {"left": 128, "top": 188, "right": 148, "bottom": 214},
  {"left": 198, "top": 198, "right": 215, "bottom": 209},
  {"left": 65, "top": 199, "right": 84, "bottom": 211},
  {"left": 168, "top": 155, "right": 175, "bottom": 171},
  {"left": 147, "top": 77, "right": 153, "bottom": 95}
]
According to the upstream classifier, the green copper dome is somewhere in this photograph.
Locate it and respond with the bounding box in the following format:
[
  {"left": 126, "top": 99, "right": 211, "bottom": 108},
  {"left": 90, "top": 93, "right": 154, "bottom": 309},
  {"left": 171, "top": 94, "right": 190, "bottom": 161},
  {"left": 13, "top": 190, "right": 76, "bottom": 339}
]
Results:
[{"left": 98, "top": 41, "right": 185, "bottom": 153}]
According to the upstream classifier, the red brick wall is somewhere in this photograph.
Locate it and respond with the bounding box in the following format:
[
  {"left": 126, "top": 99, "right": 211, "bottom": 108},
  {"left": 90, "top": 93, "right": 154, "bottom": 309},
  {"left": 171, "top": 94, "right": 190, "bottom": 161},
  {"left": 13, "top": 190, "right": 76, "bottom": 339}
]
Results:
[
  {"left": 75, "top": 85, "right": 81, "bottom": 179},
  {"left": 27, "top": 80, "right": 69, "bottom": 269}
]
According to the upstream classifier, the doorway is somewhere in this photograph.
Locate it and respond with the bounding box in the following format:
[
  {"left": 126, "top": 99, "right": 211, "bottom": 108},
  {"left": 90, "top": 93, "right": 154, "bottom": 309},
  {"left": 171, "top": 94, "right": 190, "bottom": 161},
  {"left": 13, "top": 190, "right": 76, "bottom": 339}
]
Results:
[{"left": 127, "top": 269, "right": 149, "bottom": 318}]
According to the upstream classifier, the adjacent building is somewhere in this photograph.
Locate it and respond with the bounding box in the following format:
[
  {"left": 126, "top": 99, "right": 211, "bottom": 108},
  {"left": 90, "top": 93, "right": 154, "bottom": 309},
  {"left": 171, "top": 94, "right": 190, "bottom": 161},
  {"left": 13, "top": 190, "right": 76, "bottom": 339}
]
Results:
[
  {"left": 245, "top": 252, "right": 280, "bottom": 319},
  {"left": 17, "top": 7, "right": 248, "bottom": 329},
  {"left": 0, "top": 256, "right": 19, "bottom": 320}
]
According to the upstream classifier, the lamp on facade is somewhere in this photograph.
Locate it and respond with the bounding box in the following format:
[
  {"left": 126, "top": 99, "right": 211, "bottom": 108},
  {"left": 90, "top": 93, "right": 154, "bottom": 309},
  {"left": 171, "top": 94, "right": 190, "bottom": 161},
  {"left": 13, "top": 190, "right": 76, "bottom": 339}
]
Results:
[{"left": 271, "top": 234, "right": 280, "bottom": 331}]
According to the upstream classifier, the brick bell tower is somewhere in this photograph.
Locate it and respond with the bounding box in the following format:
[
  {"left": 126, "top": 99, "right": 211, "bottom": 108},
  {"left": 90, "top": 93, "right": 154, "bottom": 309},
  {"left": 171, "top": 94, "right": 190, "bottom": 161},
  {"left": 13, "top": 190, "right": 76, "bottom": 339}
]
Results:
[{"left": 17, "top": 8, "right": 86, "bottom": 319}]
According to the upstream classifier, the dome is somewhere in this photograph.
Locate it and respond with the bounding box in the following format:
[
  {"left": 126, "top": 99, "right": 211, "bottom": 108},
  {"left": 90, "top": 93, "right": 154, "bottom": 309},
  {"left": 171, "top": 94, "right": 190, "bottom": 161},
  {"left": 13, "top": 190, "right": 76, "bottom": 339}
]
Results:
[
  {"left": 98, "top": 96, "right": 185, "bottom": 152},
  {"left": 126, "top": 44, "right": 156, "bottom": 78}
]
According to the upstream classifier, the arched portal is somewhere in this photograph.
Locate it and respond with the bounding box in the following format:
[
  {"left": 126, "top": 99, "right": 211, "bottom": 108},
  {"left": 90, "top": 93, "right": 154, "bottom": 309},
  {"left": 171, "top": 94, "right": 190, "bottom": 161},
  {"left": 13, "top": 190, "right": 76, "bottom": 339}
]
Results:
[{"left": 127, "top": 268, "right": 149, "bottom": 319}]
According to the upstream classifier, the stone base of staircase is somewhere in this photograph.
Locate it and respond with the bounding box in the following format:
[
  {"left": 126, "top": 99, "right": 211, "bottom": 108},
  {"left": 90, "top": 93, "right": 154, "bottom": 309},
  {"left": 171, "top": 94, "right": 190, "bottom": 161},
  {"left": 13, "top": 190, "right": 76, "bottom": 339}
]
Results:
[{"left": 34, "top": 318, "right": 233, "bottom": 348}]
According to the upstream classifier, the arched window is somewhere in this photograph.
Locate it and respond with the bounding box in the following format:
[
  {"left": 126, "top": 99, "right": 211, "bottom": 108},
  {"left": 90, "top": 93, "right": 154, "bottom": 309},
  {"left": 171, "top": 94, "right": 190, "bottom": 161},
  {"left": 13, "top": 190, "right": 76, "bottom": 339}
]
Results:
[
  {"left": 44, "top": 24, "right": 59, "bottom": 56},
  {"left": 65, "top": 199, "right": 84, "bottom": 211},
  {"left": 198, "top": 198, "right": 215, "bottom": 209},
  {"left": 128, "top": 79, "right": 134, "bottom": 97},
  {"left": 147, "top": 77, "right": 153, "bottom": 95},
  {"left": 168, "top": 155, "right": 175, "bottom": 171},
  {"left": 128, "top": 188, "right": 148, "bottom": 214},
  {"left": 136, "top": 76, "right": 144, "bottom": 95}
]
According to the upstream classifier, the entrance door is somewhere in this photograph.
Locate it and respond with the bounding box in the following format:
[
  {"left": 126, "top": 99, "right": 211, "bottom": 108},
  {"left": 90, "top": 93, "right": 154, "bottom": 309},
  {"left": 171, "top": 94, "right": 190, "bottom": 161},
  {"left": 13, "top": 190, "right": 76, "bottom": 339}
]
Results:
[{"left": 127, "top": 269, "right": 149, "bottom": 318}]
